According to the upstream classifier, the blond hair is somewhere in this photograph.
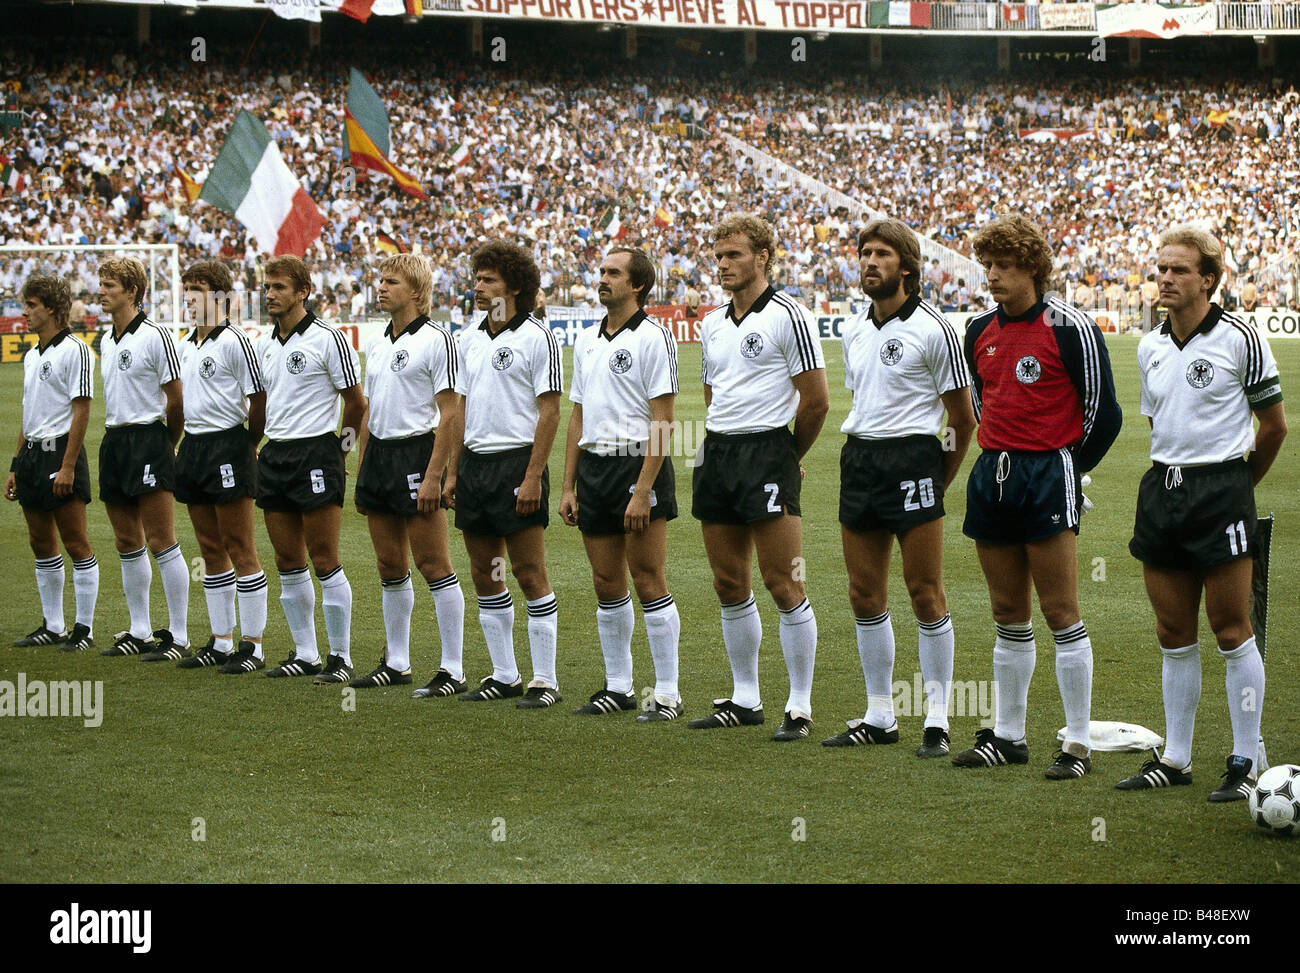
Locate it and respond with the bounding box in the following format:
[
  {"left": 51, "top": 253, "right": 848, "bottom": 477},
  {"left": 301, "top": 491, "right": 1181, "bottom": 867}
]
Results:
[
  {"left": 98, "top": 256, "right": 149, "bottom": 310},
  {"left": 1158, "top": 225, "right": 1225, "bottom": 298},
  {"left": 712, "top": 213, "right": 776, "bottom": 280},
  {"left": 379, "top": 254, "right": 433, "bottom": 315}
]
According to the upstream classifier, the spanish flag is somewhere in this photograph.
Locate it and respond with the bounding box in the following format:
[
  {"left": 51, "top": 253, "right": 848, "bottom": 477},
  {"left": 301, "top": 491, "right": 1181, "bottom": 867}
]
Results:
[
  {"left": 1207, "top": 109, "right": 1232, "bottom": 127},
  {"left": 653, "top": 206, "right": 673, "bottom": 229},
  {"left": 343, "top": 68, "right": 428, "bottom": 200},
  {"left": 176, "top": 164, "right": 202, "bottom": 203},
  {"left": 375, "top": 231, "right": 407, "bottom": 254}
]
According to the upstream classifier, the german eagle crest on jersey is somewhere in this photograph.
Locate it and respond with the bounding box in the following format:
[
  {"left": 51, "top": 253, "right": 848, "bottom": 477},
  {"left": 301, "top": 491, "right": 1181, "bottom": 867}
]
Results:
[
  {"left": 391, "top": 350, "right": 409, "bottom": 372},
  {"left": 1186, "top": 359, "right": 1214, "bottom": 389},
  {"left": 199, "top": 356, "right": 217, "bottom": 379},
  {"left": 609, "top": 349, "right": 632, "bottom": 374},
  {"left": 286, "top": 351, "right": 307, "bottom": 374},
  {"left": 1015, "top": 355, "right": 1041, "bottom": 384},
  {"left": 39, "top": 361, "right": 52, "bottom": 381},
  {"left": 741, "top": 333, "right": 763, "bottom": 359},
  {"left": 492, "top": 348, "right": 514, "bottom": 371},
  {"left": 880, "top": 338, "right": 904, "bottom": 366},
  {"left": 117, "top": 350, "right": 132, "bottom": 371}
]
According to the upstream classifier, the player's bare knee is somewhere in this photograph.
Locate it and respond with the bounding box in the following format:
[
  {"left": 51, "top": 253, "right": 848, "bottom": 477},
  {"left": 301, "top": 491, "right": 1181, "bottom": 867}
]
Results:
[
  {"left": 909, "top": 584, "right": 946, "bottom": 622},
  {"left": 1041, "top": 607, "right": 1080, "bottom": 631},
  {"left": 309, "top": 552, "right": 340, "bottom": 577},
  {"left": 64, "top": 538, "right": 93, "bottom": 562},
  {"left": 414, "top": 556, "right": 453, "bottom": 583},
  {"left": 764, "top": 573, "right": 801, "bottom": 606},
  {"left": 375, "top": 552, "right": 406, "bottom": 579},
  {"left": 629, "top": 569, "right": 667, "bottom": 604},
  {"left": 712, "top": 576, "right": 748, "bottom": 604}
]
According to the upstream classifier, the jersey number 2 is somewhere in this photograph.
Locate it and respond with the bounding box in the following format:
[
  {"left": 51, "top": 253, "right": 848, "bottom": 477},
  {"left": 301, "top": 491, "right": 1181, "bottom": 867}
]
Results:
[{"left": 764, "top": 482, "right": 781, "bottom": 513}]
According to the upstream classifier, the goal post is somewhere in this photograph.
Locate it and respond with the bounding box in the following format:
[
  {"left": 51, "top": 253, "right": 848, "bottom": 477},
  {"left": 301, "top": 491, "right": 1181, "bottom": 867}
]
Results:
[{"left": 0, "top": 242, "right": 182, "bottom": 332}]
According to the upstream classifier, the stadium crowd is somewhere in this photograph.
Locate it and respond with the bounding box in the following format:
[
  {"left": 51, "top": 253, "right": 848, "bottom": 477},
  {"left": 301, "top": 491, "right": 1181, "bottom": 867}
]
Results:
[{"left": 1, "top": 39, "right": 1298, "bottom": 323}]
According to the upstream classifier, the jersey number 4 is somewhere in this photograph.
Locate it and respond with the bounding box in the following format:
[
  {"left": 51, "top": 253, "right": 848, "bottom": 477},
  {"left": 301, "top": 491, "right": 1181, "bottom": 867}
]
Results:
[{"left": 901, "top": 478, "right": 936, "bottom": 512}]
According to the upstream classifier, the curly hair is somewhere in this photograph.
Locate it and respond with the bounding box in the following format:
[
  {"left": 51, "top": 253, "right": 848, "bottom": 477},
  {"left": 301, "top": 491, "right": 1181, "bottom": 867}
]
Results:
[
  {"left": 972, "top": 214, "right": 1054, "bottom": 298},
  {"left": 858, "top": 218, "right": 922, "bottom": 296},
  {"left": 471, "top": 240, "right": 541, "bottom": 314},
  {"left": 21, "top": 274, "right": 72, "bottom": 330},
  {"left": 1157, "top": 225, "right": 1225, "bottom": 298},
  {"left": 712, "top": 213, "right": 776, "bottom": 279},
  {"left": 98, "top": 256, "right": 149, "bottom": 310}
]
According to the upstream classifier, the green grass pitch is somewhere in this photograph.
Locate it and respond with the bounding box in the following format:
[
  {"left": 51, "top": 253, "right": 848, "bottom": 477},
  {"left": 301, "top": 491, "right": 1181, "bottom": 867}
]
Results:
[{"left": 0, "top": 335, "right": 1296, "bottom": 883}]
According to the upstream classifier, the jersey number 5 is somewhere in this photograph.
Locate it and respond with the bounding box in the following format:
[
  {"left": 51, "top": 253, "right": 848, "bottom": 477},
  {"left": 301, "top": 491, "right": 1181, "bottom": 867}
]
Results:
[{"left": 407, "top": 472, "right": 421, "bottom": 500}]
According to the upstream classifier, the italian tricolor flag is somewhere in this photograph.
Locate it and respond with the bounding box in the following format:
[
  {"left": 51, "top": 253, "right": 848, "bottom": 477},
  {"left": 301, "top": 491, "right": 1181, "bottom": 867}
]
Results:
[
  {"left": 1, "top": 157, "right": 24, "bottom": 196},
  {"left": 199, "top": 110, "right": 325, "bottom": 257}
]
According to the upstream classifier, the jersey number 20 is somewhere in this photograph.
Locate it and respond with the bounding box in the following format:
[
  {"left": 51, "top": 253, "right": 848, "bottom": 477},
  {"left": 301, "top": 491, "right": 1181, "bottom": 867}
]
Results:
[{"left": 901, "top": 478, "right": 936, "bottom": 512}]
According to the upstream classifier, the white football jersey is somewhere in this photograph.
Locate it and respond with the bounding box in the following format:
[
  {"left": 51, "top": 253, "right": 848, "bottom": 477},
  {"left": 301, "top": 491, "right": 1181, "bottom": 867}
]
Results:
[
  {"left": 1139, "top": 305, "right": 1282, "bottom": 466},
  {"left": 260, "top": 311, "right": 361, "bottom": 442},
  {"left": 22, "top": 329, "right": 94, "bottom": 442},
  {"left": 841, "top": 293, "right": 969, "bottom": 439},
  {"left": 700, "top": 286, "right": 824, "bottom": 434},
  {"left": 571, "top": 310, "right": 678, "bottom": 456},
  {"left": 101, "top": 312, "right": 181, "bottom": 428},
  {"left": 456, "top": 311, "right": 563, "bottom": 453},
  {"left": 179, "top": 322, "right": 264, "bottom": 435},
  {"left": 363, "top": 316, "right": 459, "bottom": 440}
]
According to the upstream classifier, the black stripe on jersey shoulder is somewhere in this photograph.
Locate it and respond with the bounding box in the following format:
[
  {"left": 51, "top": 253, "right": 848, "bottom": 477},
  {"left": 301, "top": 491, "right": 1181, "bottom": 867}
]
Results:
[
  {"left": 654, "top": 318, "right": 680, "bottom": 394},
  {"left": 1047, "top": 297, "right": 1102, "bottom": 433},
  {"left": 1224, "top": 315, "right": 1264, "bottom": 386},
  {"left": 435, "top": 322, "right": 458, "bottom": 390},
  {"left": 916, "top": 299, "right": 969, "bottom": 388},
  {"left": 771, "top": 291, "right": 819, "bottom": 373},
  {"left": 527, "top": 316, "right": 563, "bottom": 393},
  {"left": 230, "top": 326, "right": 265, "bottom": 392},
  {"left": 75, "top": 334, "right": 93, "bottom": 399},
  {"left": 143, "top": 320, "right": 182, "bottom": 381},
  {"left": 317, "top": 320, "right": 360, "bottom": 388}
]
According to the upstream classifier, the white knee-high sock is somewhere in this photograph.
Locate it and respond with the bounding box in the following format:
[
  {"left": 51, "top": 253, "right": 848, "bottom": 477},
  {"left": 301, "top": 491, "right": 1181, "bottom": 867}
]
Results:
[
  {"left": 120, "top": 547, "right": 153, "bottom": 639},
  {"left": 779, "top": 598, "right": 817, "bottom": 717},
  {"left": 203, "top": 569, "right": 237, "bottom": 652},
  {"left": 318, "top": 565, "right": 352, "bottom": 665},
  {"left": 642, "top": 594, "right": 680, "bottom": 702},
  {"left": 1160, "top": 642, "right": 1200, "bottom": 770},
  {"left": 278, "top": 567, "right": 318, "bottom": 663},
  {"left": 596, "top": 593, "right": 635, "bottom": 694},
  {"left": 1222, "top": 637, "right": 1265, "bottom": 763},
  {"left": 856, "top": 610, "right": 895, "bottom": 728},
  {"left": 477, "top": 590, "right": 519, "bottom": 684},
  {"left": 428, "top": 573, "right": 465, "bottom": 680},
  {"left": 721, "top": 593, "right": 761, "bottom": 709},
  {"left": 153, "top": 543, "right": 190, "bottom": 644},
  {"left": 34, "top": 554, "right": 66, "bottom": 634},
  {"left": 72, "top": 555, "right": 99, "bottom": 633},
  {"left": 381, "top": 573, "right": 414, "bottom": 672},
  {"left": 1053, "top": 621, "right": 1093, "bottom": 753},
  {"left": 236, "top": 572, "right": 268, "bottom": 654},
  {"left": 992, "top": 621, "right": 1035, "bottom": 743},
  {"left": 526, "top": 592, "right": 559, "bottom": 688},
  {"left": 917, "top": 614, "right": 954, "bottom": 730}
]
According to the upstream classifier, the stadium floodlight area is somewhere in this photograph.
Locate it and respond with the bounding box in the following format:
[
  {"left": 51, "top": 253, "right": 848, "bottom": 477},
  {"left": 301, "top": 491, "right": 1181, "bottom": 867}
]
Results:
[
  {"left": 718, "top": 132, "right": 986, "bottom": 292},
  {"left": 0, "top": 243, "right": 181, "bottom": 331}
]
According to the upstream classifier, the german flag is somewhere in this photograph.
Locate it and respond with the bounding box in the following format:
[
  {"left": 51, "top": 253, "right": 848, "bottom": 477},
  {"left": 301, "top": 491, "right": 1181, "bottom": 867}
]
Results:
[
  {"left": 343, "top": 68, "right": 428, "bottom": 200},
  {"left": 375, "top": 231, "right": 407, "bottom": 254}
]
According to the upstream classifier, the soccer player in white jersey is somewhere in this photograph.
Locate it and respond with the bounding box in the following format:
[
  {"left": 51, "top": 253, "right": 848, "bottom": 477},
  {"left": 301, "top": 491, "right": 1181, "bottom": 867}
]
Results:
[
  {"left": 688, "top": 214, "right": 829, "bottom": 741},
  {"left": 444, "top": 240, "right": 564, "bottom": 709},
  {"left": 96, "top": 256, "right": 192, "bottom": 661},
  {"left": 255, "top": 255, "right": 365, "bottom": 684},
  {"left": 173, "top": 260, "right": 269, "bottom": 674},
  {"left": 559, "top": 248, "right": 683, "bottom": 721},
  {"left": 351, "top": 254, "right": 466, "bottom": 696},
  {"left": 1118, "top": 226, "right": 1287, "bottom": 801},
  {"left": 6, "top": 274, "right": 99, "bottom": 653},
  {"left": 826, "top": 219, "right": 974, "bottom": 754}
]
